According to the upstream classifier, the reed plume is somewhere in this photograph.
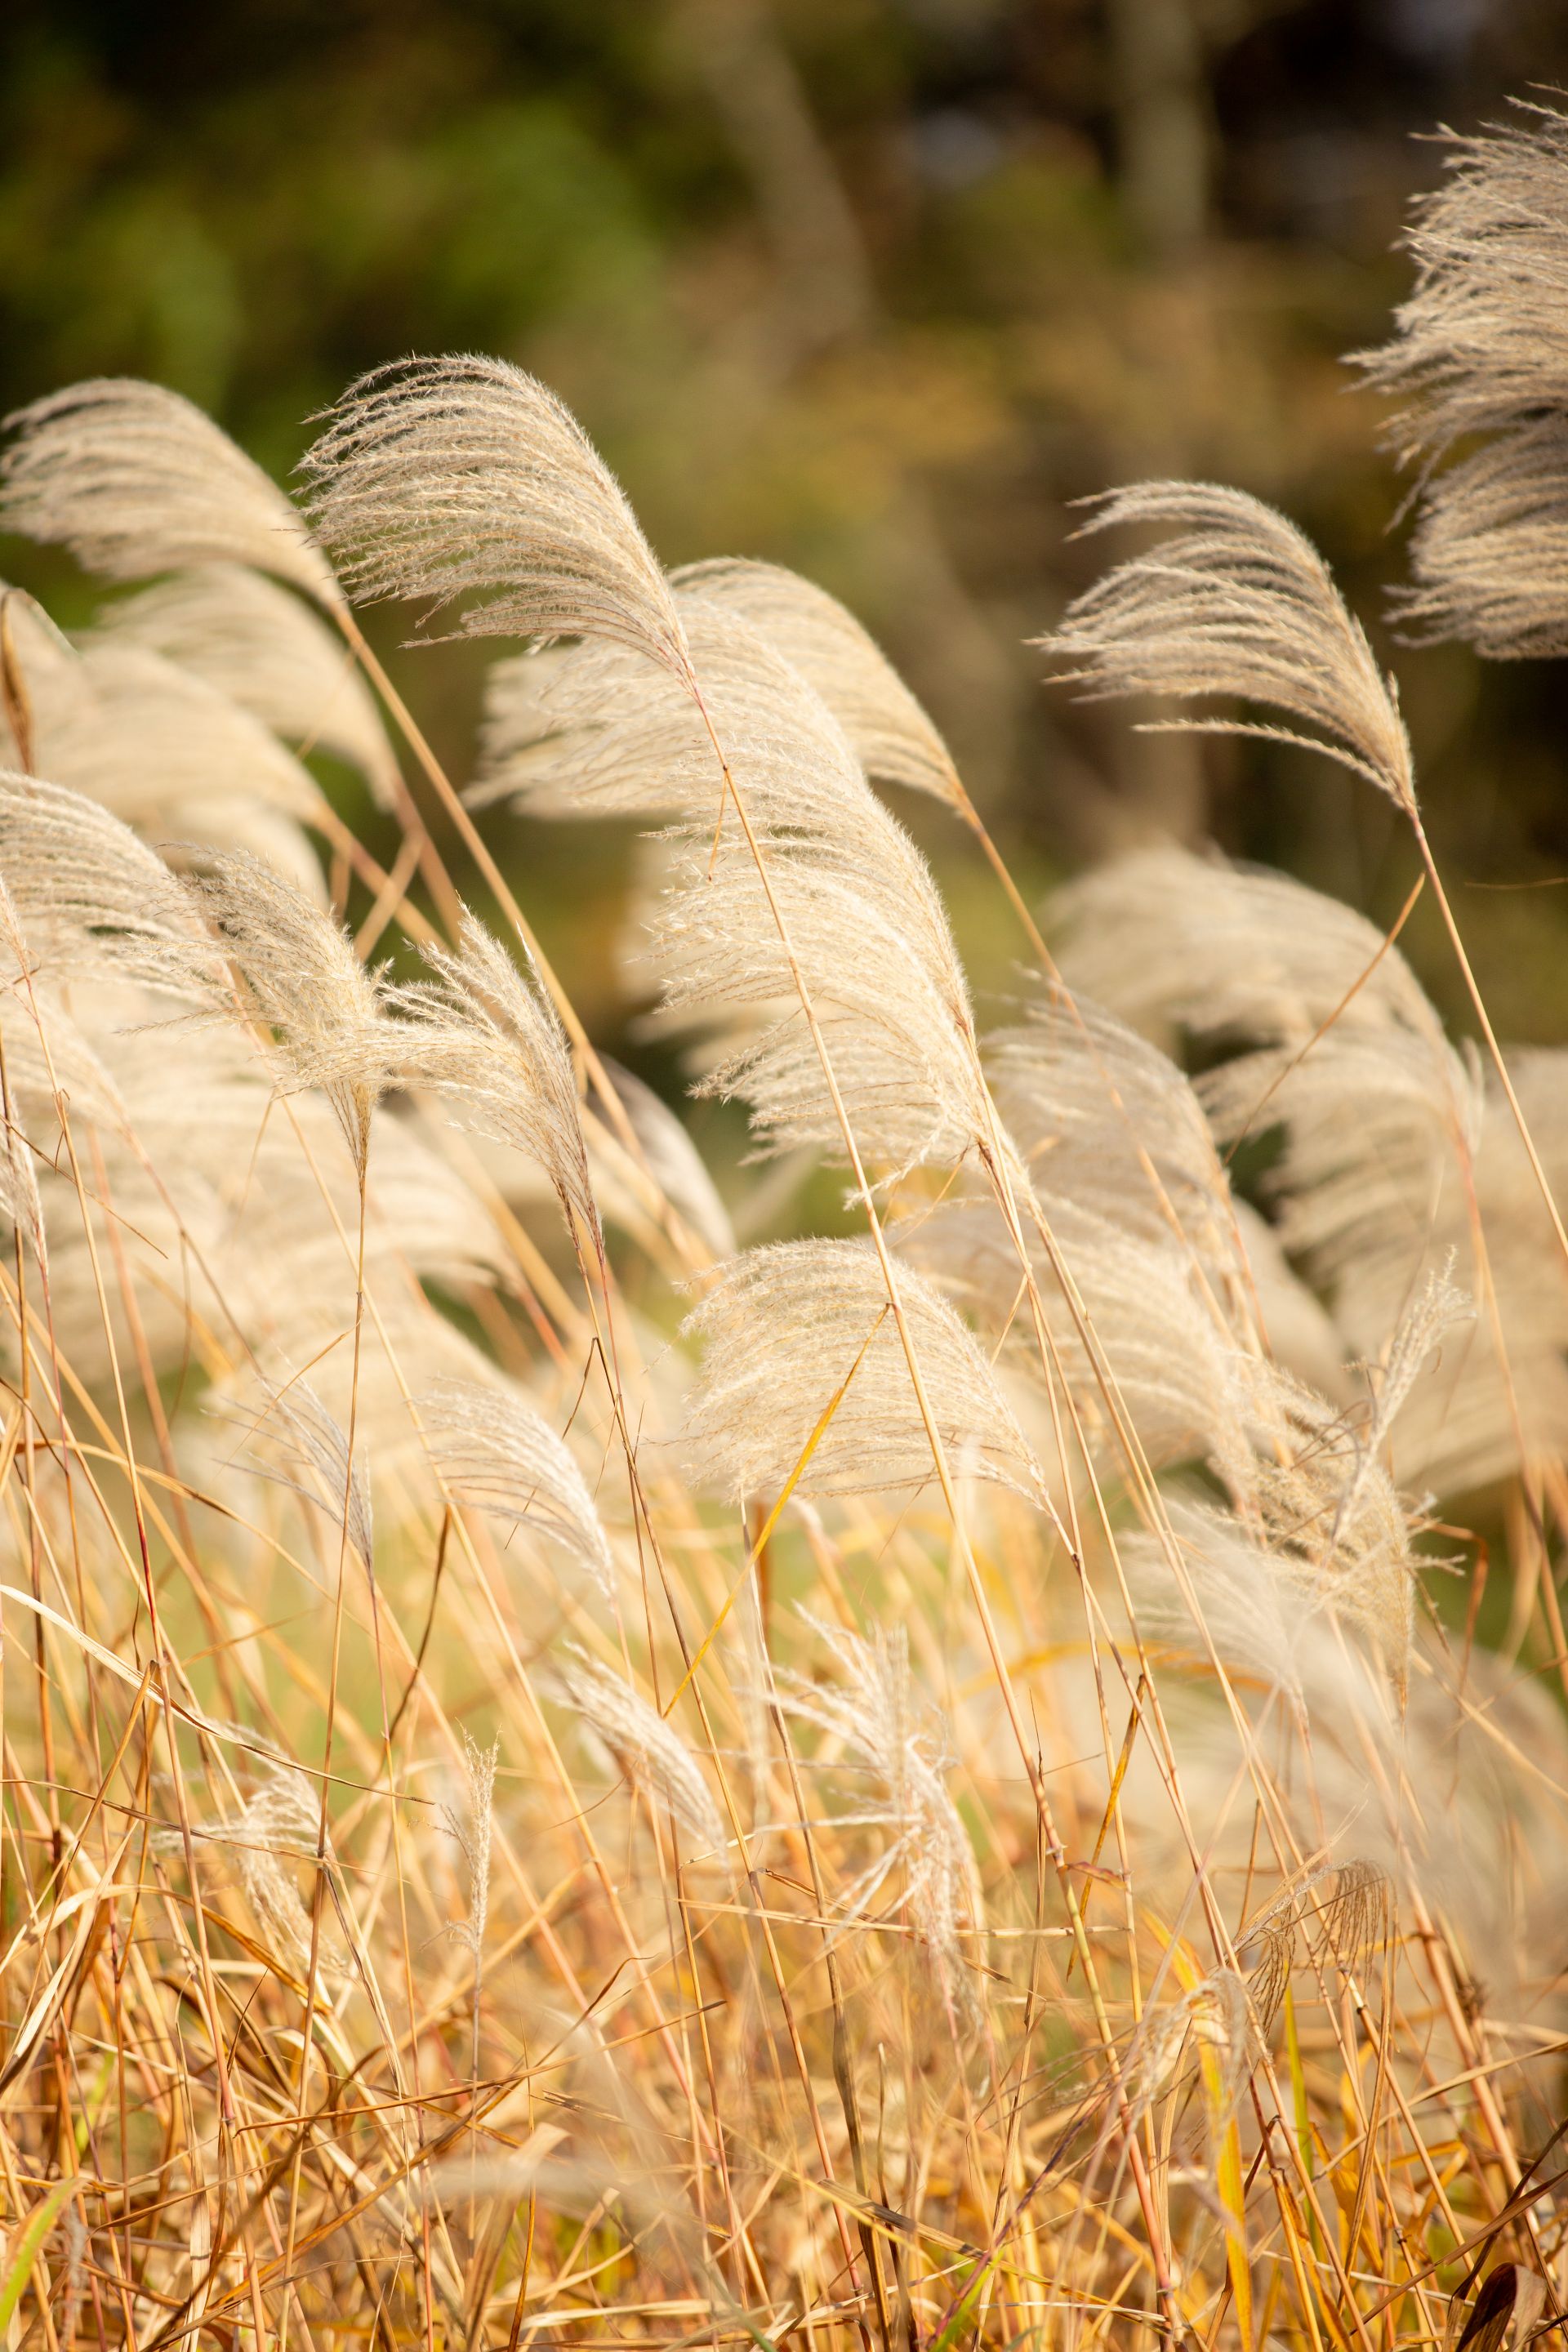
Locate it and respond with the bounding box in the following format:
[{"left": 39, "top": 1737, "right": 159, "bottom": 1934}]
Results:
[
  {"left": 2, "top": 376, "right": 340, "bottom": 602},
  {"left": 1036, "top": 481, "right": 1417, "bottom": 812},
  {"left": 186, "top": 847, "right": 389, "bottom": 1175},
  {"left": 1356, "top": 99, "right": 1568, "bottom": 655},
  {"left": 680, "top": 1237, "right": 1042, "bottom": 1504},
  {"left": 425, "top": 1374, "right": 616, "bottom": 1599},
  {"left": 93, "top": 564, "right": 401, "bottom": 806},
  {"left": 300, "top": 354, "right": 693, "bottom": 679},
  {"left": 386, "top": 913, "right": 599, "bottom": 1241}
]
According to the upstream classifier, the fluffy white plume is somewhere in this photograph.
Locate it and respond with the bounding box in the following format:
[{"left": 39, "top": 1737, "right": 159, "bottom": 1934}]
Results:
[
  {"left": 638, "top": 613, "right": 988, "bottom": 1174},
  {"left": 1053, "top": 845, "right": 1438, "bottom": 1050},
  {"left": 92, "top": 565, "right": 400, "bottom": 807},
  {"left": 1049, "top": 851, "right": 1568, "bottom": 1492},
  {"left": 1356, "top": 100, "right": 1568, "bottom": 656},
  {"left": 669, "top": 558, "right": 963, "bottom": 806},
  {"left": 559, "top": 1654, "right": 724, "bottom": 1854},
  {"left": 680, "top": 1238, "right": 1042, "bottom": 1505},
  {"left": 909, "top": 990, "right": 1278, "bottom": 1485},
  {"left": 1036, "top": 482, "right": 1416, "bottom": 813},
  {"left": 185, "top": 849, "right": 389, "bottom": 1174},
  {"left": 0, "top": 768, "right": 217, "bottom": 996},
  {"left": 1, "top": 377, "right": 339, "bottom": 604},
  {"left": 244, "top": 1375, "right": 374, "bottom": 1574},
  {"left": 299, "top": 354, "right": 692, "bottom": 678},
  {"left": 387, "top": 915, "right": 599, "bottom": 1242},
  {"left": 476, "top": 590, "right": 985, "bottom": 1176},
  {"left": 3, "top": 627, "right": 328, "bottom": 894},
  {"left": 774, "top": 1616, "right": 984, "bottom": 2025},
  {"left": 424, "top": 1375, "right": 615, "bottom": 1597}
]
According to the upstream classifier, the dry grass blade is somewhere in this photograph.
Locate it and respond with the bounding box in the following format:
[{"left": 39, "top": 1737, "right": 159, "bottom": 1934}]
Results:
[
  {"left": 1, "top": 375, "right": 339, "bottom": 602},
  {"left": 299, "top": 354, "right": 693, "bottom": 678},
  {"left": 1036, "top": 479, "right": 1417, "bottom": 811}
]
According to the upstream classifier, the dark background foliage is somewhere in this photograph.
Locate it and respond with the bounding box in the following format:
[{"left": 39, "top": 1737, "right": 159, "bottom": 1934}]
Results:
[{"left": 4, "top": 0, "right": 1567, "bottom": 1040}]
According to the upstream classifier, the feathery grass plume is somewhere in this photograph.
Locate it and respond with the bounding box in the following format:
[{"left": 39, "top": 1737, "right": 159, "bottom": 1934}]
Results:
[
  {"left": 442, "top": 1731, "right": 498, "bottom": 1967},
  {"left": 218, "top": 1766, "right": 336, "bottom": 1980},
  {"left": 680, "top": 1237, "right": 1042, "bottom": 1503},
  {"left": 92, "top": 564, "right": 401, "bottom": 807},
  {"left": 299, "top": 354, "right": 693, "bottom": 678},
  {"left": 185, "top": 847, "right": 388, "bottom": 1175},
  {"left": 1, "top": 377, "right": 340, "bottom": 604},
  {"left": 387, "top": 913, "right": 599, "bottom": 1242},
  {"left": 904, "top": 988, "right": 1276, "bottom": 1485},
  {"left": 1351, "top": 1255, "right": 1473, "bottom": 1478},
  {"left": 1123, "top": 1495, "right": 1320, "bottom": 1699},
  {"left": 245, "top": 1375, "right": 374, "bottom": 1574},
  {"left": 1239, "top": 1861, "right": 1391, "bottom": 2038},
  {"left": 1045, "top": 851, "right": 1548, "bottom": 1481},
  {"left": 424, "top": 1375, "right": 615, "bottom": 1600},
  {"left": 669, "top": 557, "right": 964, "bottom": 806},
  {"left": 478, "top": 588, "right": 987, "bottom": 1174},
  {"left": 1199, "top": 1026, "right": 1480, "bottom": 1307},
  {"left": 1129, "top": 1967, "right": 1257, "bottom": 2135},
  {"left": 986, "top": 988, "right": 1246, "bottom": 1286},
  {"left": 0, "top": 768, "right": 218, "bottom": 996},
  {"left": 1355, "top": 100, "right": 1568, "bottom": 655},
  {"left": 774, "top": 1615, "right": 984, "bottom": 2028},
  {"left": 8, "top": 627, "right": 329, "bottom": 898},
  {"left": 34, "top": 643, "right": 323, "bottom": 823},
  {"left": 1238, "top": 1359, "right": 1424, "bottom": 1669},
  {"left": 1052, "top": 844, "right": 1441, "bottom": 1050},
  {"left": 910, "top": 1178, "right": 1254, "bottom": 1486},
  {"left": 559, "top": 1652, "right": 724, "bottom": 1854},
  {"left": 640, "top": 624, "right": 989, "bottom": 1174},
  {"left": 1036, "top": 482, "right": 1417, "bottom": 813},
  {"left": 473, "top": 584, "right": 875, "bottom": 822}
]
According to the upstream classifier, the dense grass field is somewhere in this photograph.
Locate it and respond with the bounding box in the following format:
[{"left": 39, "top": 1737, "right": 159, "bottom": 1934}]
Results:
[{"left": 0, "top": 95, "right": 1566, "bottom": 2352}]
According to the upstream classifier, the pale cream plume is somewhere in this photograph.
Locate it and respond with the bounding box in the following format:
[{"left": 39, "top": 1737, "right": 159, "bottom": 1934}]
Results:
[
  {"left": 1036, "top": 482, "right": 1416, "bottom": 813},
  {"left": 1356, "top": 100, "right": 1568, "bottom": 655},
  {"left": 425, "top": 1374, "right": 616, "bottom": 1599},
  {"left": 185, "top": 848, "right": 389, "bottom": 1176},
  {"left": 2, "top": 377, "right": 339, "bottom": 603},
  {"left": 92, "top": 565, "right": 401, "bottom": 807},
  {"left": 559, "top": 1654, "right": 724, "bottom": 1855},
  {"left": 773, "top": 1615, "right": 984, "bottom": 2026},
  {"left": 680, "top": 1237, "right": 1042, "bottom": 1504},
  {"left": 669, "top": 557, "right": 963, "bottom": 806},
  {"left": 386, "top": 915, "right": 599, "bottom": 1242},
  {"left": 300, "top": 354, "right": 693, "bottom": 679}
]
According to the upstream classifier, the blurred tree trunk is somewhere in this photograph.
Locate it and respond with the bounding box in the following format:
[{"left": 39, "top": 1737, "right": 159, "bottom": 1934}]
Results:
[
  {"left": 1101, "top": 0, "right": 1213, "bottom": 845},
  {"left": 672, "top": 0, "right": 1027, "bottom": 804},
  {"left": 1108, "top": 0, "right": 1211, "bottom": 260}
]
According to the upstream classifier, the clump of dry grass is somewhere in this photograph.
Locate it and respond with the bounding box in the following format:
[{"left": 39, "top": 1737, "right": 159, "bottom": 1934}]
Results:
[{"left": 1, "top": 110, "right": 1567, "bottom": 2352}]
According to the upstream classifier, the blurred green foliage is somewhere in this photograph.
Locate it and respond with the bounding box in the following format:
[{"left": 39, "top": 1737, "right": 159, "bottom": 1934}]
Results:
[{"left": 5, "top": 0, "right": 1568, "bottom": 1051}]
